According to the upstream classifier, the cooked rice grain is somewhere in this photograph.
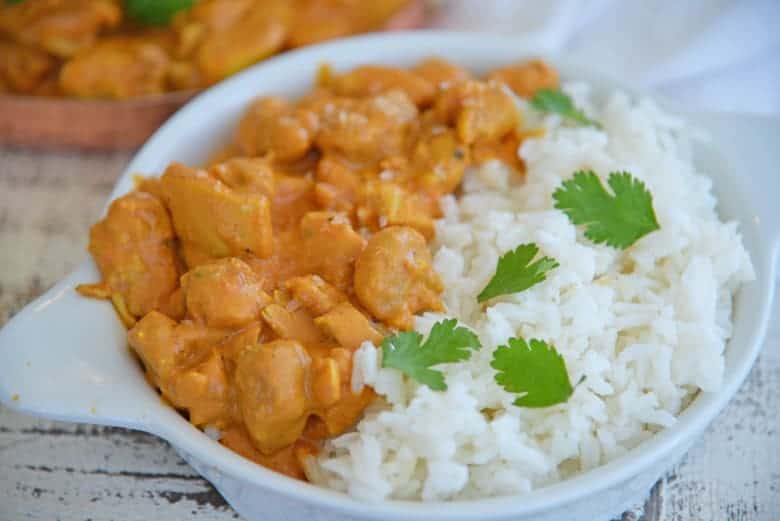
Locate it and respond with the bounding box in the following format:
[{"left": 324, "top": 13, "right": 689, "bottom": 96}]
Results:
[{"left": 310, "top": 84, "right": 754, "bottom": 501}]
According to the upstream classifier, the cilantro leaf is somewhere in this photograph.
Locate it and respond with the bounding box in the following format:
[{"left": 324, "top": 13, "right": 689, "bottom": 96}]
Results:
[
  {"left": 553, "top": 170, "right": 660, "bottom": 249},
  {"left": 491, "top": 337, "right": 575, "bottom": 407},
  {"left": 530, "top": 88, "right": 600, "bottom": 127},
  {"left": 126, "top": 0, "right": 195, "bottom": 25},
  {"left": 5, "top": 0, "right": 23, "bottom": 5},
  {"left": 478, "top": 243, "right": 558, "bottom": 303},
  {"left": 381, "top": 319, "right": 481, "bottom": 391}
]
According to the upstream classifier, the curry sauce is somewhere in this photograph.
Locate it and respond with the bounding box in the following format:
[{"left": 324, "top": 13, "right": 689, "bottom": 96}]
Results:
[{"left": 77, "top": 58, "right": 559, "bottom": 479}]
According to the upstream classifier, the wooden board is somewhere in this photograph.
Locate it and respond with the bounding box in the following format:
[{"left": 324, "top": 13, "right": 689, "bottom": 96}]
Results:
[
  {"left": 0, "top": 146, "right": 778, "bottom": 519},
  {"left": 0, "top": 0, "right": 429, "bottom": 151},
  {"left": 0, "top": 92, "right": 196, "bottom": 152}
]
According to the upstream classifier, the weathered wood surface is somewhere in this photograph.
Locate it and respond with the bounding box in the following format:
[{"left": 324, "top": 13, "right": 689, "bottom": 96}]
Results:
[{"left": 0, "top": 146, "right": 778, "bottom": 520}]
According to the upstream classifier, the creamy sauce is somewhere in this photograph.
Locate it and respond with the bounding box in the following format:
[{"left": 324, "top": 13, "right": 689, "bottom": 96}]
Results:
[{"left": 77, "top": 58, "right": 559, "bottom": 478}]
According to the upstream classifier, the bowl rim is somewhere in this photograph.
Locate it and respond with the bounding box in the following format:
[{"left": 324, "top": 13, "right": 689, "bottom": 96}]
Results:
[{"left": 14, "top": 30, "right": 780, "bottom": 520}]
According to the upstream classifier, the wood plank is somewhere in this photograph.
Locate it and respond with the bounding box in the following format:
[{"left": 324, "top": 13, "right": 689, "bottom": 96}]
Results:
[
  {"left": 0, "top": 147, "right": 123, "bottom": 325},
  {"left": 0, "top": 458, "right": 236, "bottom": 520},
  {"left": 662, "top": 310, "right": 780, "bottom": 520}
]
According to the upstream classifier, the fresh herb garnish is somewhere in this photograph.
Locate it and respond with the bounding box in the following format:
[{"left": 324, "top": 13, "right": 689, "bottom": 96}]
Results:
[
  {"left": 491, "top": 337, "right": 578, "bottom": 407},
  {"left": 553, "top": 170, "right": 660, "bottom": 249},
  {"left": 5, "top": 0, "right": 23, "bottom": 5},
  {"left": 530, "top": 88, "right": 599, "bottom": 127},
  {"left": 478, "top": 243, "right": 558, "bottom": 303},
  {"left": 381, "top": 319, "right": 481, "bottom": 391},
  {"left": 125, "top": 0, "right": 195, "bottom": 25}
]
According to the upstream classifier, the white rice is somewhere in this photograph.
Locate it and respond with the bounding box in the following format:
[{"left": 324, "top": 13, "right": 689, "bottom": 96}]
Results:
[{"left": 308, "top": 84, "right": 755, "bottom": 501}]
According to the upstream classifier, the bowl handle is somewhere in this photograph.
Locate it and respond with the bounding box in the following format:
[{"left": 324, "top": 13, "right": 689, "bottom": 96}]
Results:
[
  {"left": 690, "top": 111, "right": 780, "bottom": 267},
  {"left": 0, "top": 261, "right": 162, "bottom": 431}
]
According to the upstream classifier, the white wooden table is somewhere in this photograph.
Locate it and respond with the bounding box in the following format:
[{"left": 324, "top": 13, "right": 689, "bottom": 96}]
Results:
[{"left": 0, "top": 147, "right": 778, "bottom": 520}]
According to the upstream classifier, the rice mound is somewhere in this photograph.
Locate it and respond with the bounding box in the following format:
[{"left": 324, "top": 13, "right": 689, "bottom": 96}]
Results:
[{"left": 308, "top": 84, "right": 755, "bottom": 501}]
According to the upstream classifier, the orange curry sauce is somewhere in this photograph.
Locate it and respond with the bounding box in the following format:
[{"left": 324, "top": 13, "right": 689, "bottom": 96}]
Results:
[{"left": 77, "top": 58, "right": 559, "bottom": 479}]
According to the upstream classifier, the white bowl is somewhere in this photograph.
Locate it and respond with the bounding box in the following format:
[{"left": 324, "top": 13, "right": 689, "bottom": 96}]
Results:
[{"left": 1, "top": 32, "right": 778, "bottom": 521}]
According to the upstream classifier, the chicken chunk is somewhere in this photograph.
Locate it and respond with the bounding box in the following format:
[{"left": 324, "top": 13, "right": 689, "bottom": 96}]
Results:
[
  {"left": 128, "top": 312, "right": 230, "bottom": 425},
  {"left": 315, "top": 90, "right": 418, "bottom": 163},
  {"left": 434, "top": 80, "right": 520, "bottom": 144},
  {"left": 412, "top": 57, "right": 472, "bottom": 89},
  {"left": 315, "top": 301, "right": 383, "bottom": 351},
  {"left": 0, "top": 40, "right": 56, "bottom": 93},
  {"left": 410, "top": 126, "right": 471, "bottom": 199},
  {"left": 217, "top": 321, "right": 262, "bottom": 364},
  {"left": 166, "top": 349, "right": 229, "bottom": 426},
  {"left": 358, "top": 181, "right": 435, "bottom": 239},
  {"left": 127, "top": 311, "right": 183, "bottom": 382},
  {"left": 286, "top": 2, "right": 355, "bottom": 48},
  {"left": 209, "top": 157, "right": 275, "bottom": 198},
  {"left": 314, "top": 155, "right": 363, "bottom": 213},
  {"left": 486, "top": 59, "right": 559, "bottom": 98},
  {"left": 354, "top": 226, "right": 444, "bottom": 330},
  {"left": 299, "top": 211, "right": 366, "bottom": 290},
  {"left": 0, "top": 0, "right": 121, "bottom": 58},
  {"left": 181, "top": 258, "right": 270, "bottom": 329},
  {"left": 317, "top": 385, "right": 376, "bottom": 437},
  {"left": 161, "top": 162, "right": 273, "bottom": 263},
  {"left": 312, "top": 347, "right": 376, "bottom": 437},
  {"left": 269, "top": 174, "right": 318, "bottom": 231},
  {"left": 236, "top": 340, "right": 313, "bottom": 454},
  {"left": 195, "top": 3, "right": 290, "bottom": 85},
  {"left": 261, "top": 303, "right": 327, "bottom": 346},
  {"left": 285, "top": 275, "right": 345, "bottom": 316},
  {"left": 235, "top": 336, "right": 371, "bottom": 455},
  {"left": 329, "top": 65, "right": 436, "bottom": 107},
  {"left": 77, "top": 192, "right": 179, "bottom": 322},
  {"left": 235, "top": 97, "right": 320, "bottom": 161},
  {"left": 59, "top": 37, "right": 170, "bottom": 99},
  {"left": 127, "top": 311, "right": 226, "bottom": 384}
]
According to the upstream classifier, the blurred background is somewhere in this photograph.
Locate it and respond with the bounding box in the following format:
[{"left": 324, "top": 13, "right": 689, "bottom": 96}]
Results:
[
  {"left": 0, "top": 0, "right": 777, "bottom": 149},
  {"left": 0, "top": 1, "right": 778, "bottom": 520},
  {"left": 432, "top": 0, "right": 780, "bottom": 116}
]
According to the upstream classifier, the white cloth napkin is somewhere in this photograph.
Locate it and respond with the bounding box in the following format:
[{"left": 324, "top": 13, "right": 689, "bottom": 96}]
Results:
[{"left": 429, "top": 0, "right": 780, "bottom": 116}]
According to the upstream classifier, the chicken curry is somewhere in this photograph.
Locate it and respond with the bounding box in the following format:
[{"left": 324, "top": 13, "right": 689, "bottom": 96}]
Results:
[
  {"left": 0, "top": 0, "right": 411, "bottom": 99},
  {"left": 77, "top": 58, "right": 559, "bottom": 479}
]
